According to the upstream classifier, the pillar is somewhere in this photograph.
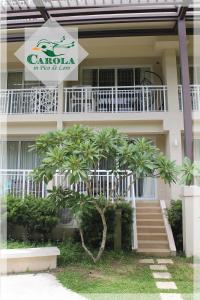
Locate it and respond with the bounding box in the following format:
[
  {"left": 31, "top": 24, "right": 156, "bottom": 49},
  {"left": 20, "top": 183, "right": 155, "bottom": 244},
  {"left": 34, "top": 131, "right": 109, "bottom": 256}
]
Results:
[
  {"left": 162, "top": 49, "right": 183, "bottom": 200},
  {"left": 162, "top": 48, "right": 180, "bottom": 113}
]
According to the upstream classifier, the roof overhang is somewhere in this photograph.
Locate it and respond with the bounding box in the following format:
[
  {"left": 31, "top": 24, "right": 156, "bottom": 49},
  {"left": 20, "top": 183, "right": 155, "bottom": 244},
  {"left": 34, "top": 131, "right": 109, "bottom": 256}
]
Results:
[{"left": 1, "top": 0, "right": 200, "bottom": 42}]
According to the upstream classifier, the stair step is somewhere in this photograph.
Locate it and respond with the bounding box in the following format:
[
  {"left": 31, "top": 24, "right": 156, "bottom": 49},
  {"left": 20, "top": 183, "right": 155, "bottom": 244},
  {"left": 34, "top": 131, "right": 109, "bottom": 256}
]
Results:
[
  {"left": 138, "top": 240, "right": 169, "bottom": 250},
  {"left": 136, "top": 201, "right": 160, "bottom": 208},
  {"left": 136, "top": 213, "right": 163, "bottom": 220},
  {"left": 138, "top": 233, "right": 168, "bottom": 241},
  {"left": 137, "top": 219, "right": 164, "bottom": 226},
  {"left": 137, "top": 226, "right": 166, "bottom": 234},
  {"left": 137, "top": 248, "right": 171, "bottom": 257},
  {"left": 136, "top": 207, "right": 161, "bottom": 213}
]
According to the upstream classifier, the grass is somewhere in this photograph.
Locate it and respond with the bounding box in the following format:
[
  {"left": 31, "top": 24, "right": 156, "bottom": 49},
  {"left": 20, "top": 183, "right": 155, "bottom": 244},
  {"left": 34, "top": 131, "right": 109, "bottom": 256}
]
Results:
[
  {"left": 6, "top": 240, "right": 194, "bottom": 295},
  {"left": 55, "top": 243, "right": 194, "bottom": 295}
]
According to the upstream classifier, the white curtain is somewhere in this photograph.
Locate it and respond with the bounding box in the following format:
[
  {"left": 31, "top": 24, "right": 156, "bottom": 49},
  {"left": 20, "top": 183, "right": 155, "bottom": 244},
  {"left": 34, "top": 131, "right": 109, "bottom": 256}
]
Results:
[
  {"left": 194, "top": 139, "right": 200, "bottom": 161},
  {"left": 7, "top": 142, "right": 19, "bottom": 169},
  {"left": 20, "top": 141, "right": 39, "bottom": 169},
  {"left": 7, "top": 141, "right": 40, "bottom": 169}
]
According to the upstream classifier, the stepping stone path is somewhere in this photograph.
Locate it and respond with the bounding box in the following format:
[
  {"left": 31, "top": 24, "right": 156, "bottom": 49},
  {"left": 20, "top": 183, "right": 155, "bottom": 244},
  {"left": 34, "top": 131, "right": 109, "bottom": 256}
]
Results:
[
  {"left": 160, "top": 294, "right": 183, "bottom": 300},
  {"left": 152, "top": 272, "right": 172, "bottom": 279},
  {"left": 139, "top": 257, "right": 183, "bottom": 300},
  {"left": 139, "top": 259, "right": 154, "bottom": 264},
  {"left": 157, "top": 259, "right": 174, "bottom": 264},
  {"left": 150, "top": 265, "right": 168, "bottom": 271},
  {"left": 156, "top": 282, "right": 177, "bottom": 290}
]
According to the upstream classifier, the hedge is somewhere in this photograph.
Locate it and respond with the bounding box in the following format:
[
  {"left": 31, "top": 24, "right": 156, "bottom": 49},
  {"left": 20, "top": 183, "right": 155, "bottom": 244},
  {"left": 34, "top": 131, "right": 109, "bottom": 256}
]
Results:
[{"left": 76, "top": 201, "right": 133, "bottom": 250}]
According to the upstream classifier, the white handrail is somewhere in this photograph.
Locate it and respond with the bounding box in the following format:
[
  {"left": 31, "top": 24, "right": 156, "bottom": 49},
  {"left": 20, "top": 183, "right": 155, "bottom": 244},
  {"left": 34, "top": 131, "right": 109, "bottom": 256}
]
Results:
[
  {"left": 160, "top": 200, "right": 176, "bottom": 256},
  {"left": 64, "top": 85, "right": 168, "bottom": 113},
  {"left": 131, "top": 186, "right": 138, "bottom": 251},
  {"left": 178, "top": 84, "right": 200, "bottom": 111},
  {"left": 0, "top": 88, "right": 58, "bottom": 114},
  {"left": 0, "top": 169, "right": 156, "bottom": 201}
]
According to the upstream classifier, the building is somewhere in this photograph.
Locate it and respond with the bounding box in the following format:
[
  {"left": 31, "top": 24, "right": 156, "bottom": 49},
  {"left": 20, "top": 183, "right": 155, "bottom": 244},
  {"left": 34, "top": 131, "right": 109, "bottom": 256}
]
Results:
[{"left": 0, "top": 1, "right": 200, "bottom": 254}]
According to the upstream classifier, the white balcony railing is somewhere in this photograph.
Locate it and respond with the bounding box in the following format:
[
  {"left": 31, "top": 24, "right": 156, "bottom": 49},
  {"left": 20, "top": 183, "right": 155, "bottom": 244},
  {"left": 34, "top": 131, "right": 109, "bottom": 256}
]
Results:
[
  {"left": 0, "top": 88, "right": 58, "bottom": 114},
  {"left": 0, "top": 169, "right": 156, "bottom": 201},
  {"left": 178, "top": 85, "right": 200, "bottom": 111},
  {"left": 64, "top": 86, "right": 168, "bottom": 113}
]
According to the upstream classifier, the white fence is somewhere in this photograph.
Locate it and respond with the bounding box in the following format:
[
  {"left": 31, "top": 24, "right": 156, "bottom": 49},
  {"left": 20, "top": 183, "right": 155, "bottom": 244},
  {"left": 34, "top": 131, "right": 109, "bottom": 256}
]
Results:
[
  {"left": 178, "top": 85, "right": 200, "bottom": 111},
  {"left": 0, "top": 88, "right": 58, "bottom": 114},
  {"left": 0, "top": 169, "right": 156, "bottom": 201},
  {"left": 0, "top": 169, "right": 46, "bottom": 198},
  {"left": 64, "top": 86, "right": 168, "bottom": 113}
]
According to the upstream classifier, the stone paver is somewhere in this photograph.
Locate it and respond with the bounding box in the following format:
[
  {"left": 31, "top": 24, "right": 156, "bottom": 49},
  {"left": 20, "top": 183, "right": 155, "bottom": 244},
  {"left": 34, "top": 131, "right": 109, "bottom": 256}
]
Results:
[
  {"left": 160, "top": 294, "right": 183, "bottom": 300},
  {"left": 1, "top": 273, "right": 86, "bottom": 300},
  {"left": 157, "top": 259, "right": 174, "bottom": 265},
  {"left": 152, "top": 272, "right": 172, "bottom": 279},
  {"left": 150, "top": 265, "right": 168, "bottom": 271},
  {"left": 156, "top": 282, "right": 177, "bottom": 290},
  {"left": 139, "top": 259, "right": 154, "bottom": 264}
]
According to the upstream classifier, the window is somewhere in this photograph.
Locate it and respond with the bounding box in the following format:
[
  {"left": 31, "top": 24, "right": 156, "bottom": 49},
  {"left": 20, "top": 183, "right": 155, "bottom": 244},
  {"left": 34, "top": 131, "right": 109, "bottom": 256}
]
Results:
[
  {"left": 7, "top": 72, "right": 44, "bottom": 89},
  {"left": 117, "top": 69, "right": 134, "bottom": 86},
  {"left": 82, "top": 67, "right": 151, "bottom": 87},
  {"left": 179, "top": 66, "right": 200, "bottom": 84},
  {"left": 82, "top": 69, "right": 98, "bottom": 86},
  {"left": 7, "top": 72, "right": 23, "bottom": 89},
  {"left": 6, "top": 141, "right": 41, "bottom": 169}
]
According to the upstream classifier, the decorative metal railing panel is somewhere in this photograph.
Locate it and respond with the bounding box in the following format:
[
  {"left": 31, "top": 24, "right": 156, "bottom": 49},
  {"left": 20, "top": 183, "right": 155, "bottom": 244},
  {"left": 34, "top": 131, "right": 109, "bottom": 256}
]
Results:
[
  {"left": 178, "top": 85, "right": 200, "bottom": 111},
  {"left": 0, "top": 88, "right": 58, "bottom": 114},
  {"left": 0, "top": 169, "right": 46, "bottom": 198},
  {"left": 64, "top": 86, "right": 168, "bottom": 113},
  {"left": 1, "top": 169, "right": 156, "bottom": 201}
]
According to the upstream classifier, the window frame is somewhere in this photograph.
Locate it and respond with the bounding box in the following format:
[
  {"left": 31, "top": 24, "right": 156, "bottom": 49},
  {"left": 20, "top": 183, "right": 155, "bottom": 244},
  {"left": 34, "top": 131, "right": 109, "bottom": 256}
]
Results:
[{"left": 81, "top": 65, "right": 153, "bottom": 87}]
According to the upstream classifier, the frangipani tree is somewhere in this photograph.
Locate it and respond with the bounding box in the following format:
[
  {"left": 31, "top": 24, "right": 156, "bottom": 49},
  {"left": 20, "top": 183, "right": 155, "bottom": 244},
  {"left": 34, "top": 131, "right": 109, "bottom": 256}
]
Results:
[
  {"left": 179, "top": 157, "right": 200, "bottom": 186},
  {"left": 31, "top": 125, "right": 178, "bottom": 262}
]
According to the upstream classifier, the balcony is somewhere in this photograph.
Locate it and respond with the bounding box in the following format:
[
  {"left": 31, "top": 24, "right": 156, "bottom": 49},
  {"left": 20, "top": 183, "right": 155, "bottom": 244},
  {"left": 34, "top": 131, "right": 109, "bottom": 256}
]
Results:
[
  {"left": 0, "top": 86, "right": 168, "bottom": 115},
  {"left": 64, "top": 86, "right": 168, "bottom": 113},
  {"left": 0, "top": 88, "right": 58, "bottom": 114},
  {"left": 0, "top": 169, "right": 156, "bottom": 201},
  {"left": 178, "top": 85, "right": 200, "bottom": 111}
]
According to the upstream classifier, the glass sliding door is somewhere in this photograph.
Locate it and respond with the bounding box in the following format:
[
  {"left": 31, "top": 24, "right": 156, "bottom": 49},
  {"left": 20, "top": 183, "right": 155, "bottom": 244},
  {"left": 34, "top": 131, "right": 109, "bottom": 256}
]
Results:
[
  {"left": 7, "top": 72, "right": 23, "bottom": 89},
  {"left": 7, "top": 142, "right": 19, "bottom": 169},
  {"left": 117, "top": 69, "right": 134, "bottom": 86},
  {"left": 20, "top": 141, "right": 40, "bottom": 169},
  {"left": 6, "top": 141, "right": 40, "bottom": 170},
  {"left": 82, "top": 69, "right": 98, "bottom": 86},
  {"left": 99, "top": 69, "right": 115, "bottom": 86}
]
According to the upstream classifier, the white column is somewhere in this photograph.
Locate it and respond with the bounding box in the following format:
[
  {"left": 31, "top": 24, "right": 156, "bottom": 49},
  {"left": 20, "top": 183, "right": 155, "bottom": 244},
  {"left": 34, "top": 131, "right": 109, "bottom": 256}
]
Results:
[
  {"left": 165, "top": 129, "right": 182, "bottom": 200},
  {"left": 183, "top": 186, "right": 200, "bottom": 257},
  {"left": 162, "top": 48, "right": 183, "bottom": 200},
  {"left": 162, "top": 48, "right": 180, "bottom": 112}
]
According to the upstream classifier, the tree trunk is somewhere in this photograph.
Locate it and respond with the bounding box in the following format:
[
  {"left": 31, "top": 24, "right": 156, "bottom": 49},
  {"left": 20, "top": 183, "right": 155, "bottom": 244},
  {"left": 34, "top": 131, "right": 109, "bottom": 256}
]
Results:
[{"left": 78, "top": 204, "right": 107, "bottom": 263}]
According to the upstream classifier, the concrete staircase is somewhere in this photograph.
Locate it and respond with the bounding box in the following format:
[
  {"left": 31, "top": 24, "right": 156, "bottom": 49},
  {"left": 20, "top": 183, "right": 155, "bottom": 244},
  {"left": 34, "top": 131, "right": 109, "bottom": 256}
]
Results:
[{"left": 136, "top": 201, "right": 171, "bottom": 256}]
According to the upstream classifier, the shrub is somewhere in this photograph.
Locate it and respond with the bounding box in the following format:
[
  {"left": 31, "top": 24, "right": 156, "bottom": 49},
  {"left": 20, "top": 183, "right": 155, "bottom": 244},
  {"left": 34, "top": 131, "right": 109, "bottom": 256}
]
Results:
[
  {"left": 7, "top": 194, "right": 59, "bottom": 241},
  {"left": 76, "top": 200, "right": 133, "bottom": 250},
  {"left": 167, "top": 200, "right": 183, "bottom": 252}
]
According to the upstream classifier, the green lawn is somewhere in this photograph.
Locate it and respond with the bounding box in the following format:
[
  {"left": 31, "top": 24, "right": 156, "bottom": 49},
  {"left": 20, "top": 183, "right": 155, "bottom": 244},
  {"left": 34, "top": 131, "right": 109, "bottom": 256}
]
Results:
[
  {"left": 6, "top": 240, "right": 194, "bottom": 296},
  {"left": 55, "top": 247, "right": 194, "bottom": 295}
]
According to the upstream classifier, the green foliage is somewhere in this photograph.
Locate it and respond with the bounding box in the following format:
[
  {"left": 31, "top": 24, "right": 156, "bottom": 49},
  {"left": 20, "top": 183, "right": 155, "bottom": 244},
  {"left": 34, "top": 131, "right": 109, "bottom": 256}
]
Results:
[
  {"left": 180, "top": 157, "right": 200, "bottom": 186},
  {"left": 31, "top": 125, "right": 178, "bottom": 262},
  {"left": 32, "top": 125, "right": 178, "bottom": 187},
  {"left": 75, "top": 200, "right": 133, "bottom": 250},
  {"left": 167, "top": 200, "right": 183, "bottom": 251},
  {"left": 7, "top": 194, "right": 59, "bottom": 241},
  {"left": 58, "top": 241, "right": 89, "bottom": 266}
]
